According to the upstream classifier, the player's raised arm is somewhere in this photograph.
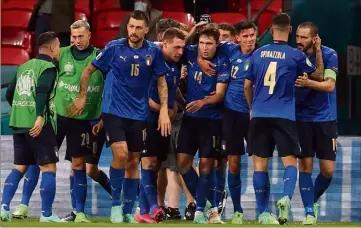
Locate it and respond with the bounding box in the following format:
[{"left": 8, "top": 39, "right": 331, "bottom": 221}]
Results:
[
  {"left": 296, "top": 49, "right": 338, "bottom": 92},
  {"left": 308, "top": 36, "right": 324, "bottom": 81}
]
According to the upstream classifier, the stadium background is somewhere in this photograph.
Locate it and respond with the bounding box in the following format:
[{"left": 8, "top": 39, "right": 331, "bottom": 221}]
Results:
[{"left": 1, "top": 0, "right": 361, "bottom": 222}]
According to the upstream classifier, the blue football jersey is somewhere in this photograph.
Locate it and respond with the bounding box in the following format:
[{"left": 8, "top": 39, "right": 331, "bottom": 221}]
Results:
[
  {"left": 184, "top": 45, "right": 230, "bottom": 119},
  {"left": 295, "top": 46, "right": 338, "bottom": 122},
  {"left": 147, "top": 61, "right": 180, "bottom": 123},
  {"left": 246, "top": 41, "right": 316, "bottom": 121},
  {"left": 92, "top": 38, "right": 169, "bottom": 120},
  {"left": 218, "top": 42, "right": 251, "bottom": 113}
]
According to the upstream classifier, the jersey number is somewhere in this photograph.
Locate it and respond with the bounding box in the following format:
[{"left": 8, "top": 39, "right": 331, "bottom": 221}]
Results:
[
  {"left": 231, "top": 66, "right": 239, "bottom": 79},
  {"left": 131, "top": 64, "right": 140, "bottom": 76},
  {"left": 81, "top": 133, "right": 90, "bottom": 146},
  {"left": 193, "top": 71, "right": 203, "bottom": 84},
  {"left": 263, "top": 62, "right": 277, "bottom": 94}
]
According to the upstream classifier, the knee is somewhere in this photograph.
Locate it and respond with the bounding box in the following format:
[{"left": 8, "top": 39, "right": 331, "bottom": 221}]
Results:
[
  {"left": 320, "top": 169, "right": 334, "bottom": 178},
  {"left": 112, "top": 143, "right": 128, "bottom": 161},
  {"left": 39, "top": 163, "right": 56, "bottom": 172},
  {"left": 86, "top": 165, "right": 98, "bottom": 179},
  {"left": 142, "top": 157, "right": 158, "bottom": 171},
  {"left": 126, "top": 156, "right": 140, "bottom": 172},
  {"left": 198, "top": 159, "right": 213, "bottom": 175},
  {"left": 13, "top": 165, "right": 28, "bottom": 174},
  {"left": 298, "top": 158, "right": 313, "bottom": 173},
  {"left": 228, "top": 161, "right": 240, "bottom": 175},
  {"left": 72, "top": 157, "right": 86, "bottom": 170},
  {"left": 177, "top": 155, "right": 192, "bottom": 174}
]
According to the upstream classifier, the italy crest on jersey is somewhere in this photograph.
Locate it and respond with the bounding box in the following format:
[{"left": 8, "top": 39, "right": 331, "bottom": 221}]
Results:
[{"left": 145, "top": 55, "right": 152, "bottom": 66}]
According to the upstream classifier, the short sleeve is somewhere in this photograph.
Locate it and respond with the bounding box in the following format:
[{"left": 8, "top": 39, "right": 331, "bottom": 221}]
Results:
[
  {"left": 217, "top": 41, "right": 239, "bottom": 58},
  {"left": 152, "top": 48, "right": 169, "bottom": 78},
  {"left": 184, "top": 45, "right": 198, "bottom": 60},
  {"left": 325, "top": 50, "right": 338, "bottom": 74},
  {"left": 92, "top": 43, "right": 115, "bottom": 74},
  {"left": 245, "top": 55, "right": 255, "bottom": 81},
  {"left": 217, "top": 59, "right": 231, "bottom": 83},
  {"left": 296, "top": 51, "right": 316, "bottom": 75}
]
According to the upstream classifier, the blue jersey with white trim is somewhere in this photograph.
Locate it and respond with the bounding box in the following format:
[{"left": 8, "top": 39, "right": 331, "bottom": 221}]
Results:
[
  {"left": 92, "top": 38, "right": 169, "bottom": 120},
  {"left": 245, "top": 41, "right": 316, "bottom": 121},
  {"left": 218, "top": 42, "right": 251, "bottom": 113},
  {"left": 295, "top": 46, "right": 338, "bottom": 122},
  {"left": 184, "top": 45, "right": 230, "bottom": 119}
]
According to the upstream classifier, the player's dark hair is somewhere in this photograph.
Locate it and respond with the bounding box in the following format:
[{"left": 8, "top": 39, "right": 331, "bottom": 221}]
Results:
[
  {"left": 156, "top": 18, "right": 181, "bottom": 35},
  {"left": 36, "top": 31, "right": 57, "bottom": 48},
  {"left": 129, "top": 10, "right": 149, "bottom": 26},
  {"left": 180, "top": 23, "right": 190, "bottom": 33},
  {"left": 198, "top": 23, "right": 220, "bottom": 42},
  {"left": 272, "top": 13, "right": 291, "bottom": 31},
  {"left": 163, "top": 28, "right": 186, "bottom": 41},
  {"left": 218, "top": 23, "right": 236, "bottom": 36},
  {"left": 234, "top": 20, "right": 257, "bottom": 34},
  {"left": 298, "top": 21, "right": 319, "bottom": 37}
]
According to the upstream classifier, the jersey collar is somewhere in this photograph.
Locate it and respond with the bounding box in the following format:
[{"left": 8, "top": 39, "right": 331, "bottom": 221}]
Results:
[
  {"left": 273, "top": 40, "right": 288, "bottom": 45},
  {"left": 36, "top": 54, "right": 53, "bottom": 62},
  {"left": 125, "top": 38, "right": 149, "bottom": 49}
]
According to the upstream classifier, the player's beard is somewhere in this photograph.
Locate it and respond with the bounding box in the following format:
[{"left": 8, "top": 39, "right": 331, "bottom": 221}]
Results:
[
  {"left": 297, "top": 41, "right": 312, "bottom": 52},
  {"left": 129, "top": 34, "right": 143, "bottom": 45}
]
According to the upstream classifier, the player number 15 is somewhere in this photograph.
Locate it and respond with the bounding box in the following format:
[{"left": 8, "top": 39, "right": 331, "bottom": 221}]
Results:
[
  {"left": 131, "top": 64, "right": 140, "bottom": 76},
  {"left": 264, "top": 61, "right": 277, "bottom": 94}
]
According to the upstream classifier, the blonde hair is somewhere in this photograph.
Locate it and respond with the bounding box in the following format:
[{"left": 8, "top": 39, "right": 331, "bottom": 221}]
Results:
[{"left": 70, "top": 20, "right": 90, "bottom": 31}]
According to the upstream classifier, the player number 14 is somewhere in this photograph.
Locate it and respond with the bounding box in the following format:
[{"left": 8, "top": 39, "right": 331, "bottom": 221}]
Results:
[{"left": 263, "top": 61, "right": 277, "bottom": 94}]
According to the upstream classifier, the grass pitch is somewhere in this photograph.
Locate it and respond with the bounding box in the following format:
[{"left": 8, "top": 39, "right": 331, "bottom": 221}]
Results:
[{"left": 1, "top": 218, "right": 360, "bottom": 227}]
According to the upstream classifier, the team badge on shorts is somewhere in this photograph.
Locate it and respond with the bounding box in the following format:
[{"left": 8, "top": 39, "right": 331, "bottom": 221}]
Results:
[{"left": 145, "top": 55, "right": 152, "bottom": 66}]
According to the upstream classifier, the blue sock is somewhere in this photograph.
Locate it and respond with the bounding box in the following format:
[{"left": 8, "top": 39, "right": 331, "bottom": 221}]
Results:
[
  {"left": 70, "top": 175, "right": 77, "bottom": 212},
  {"left": 21, "top": 165, "right": 40, "bottom": 206},
  {"left": 141, "top": 169, "right": 158, "bottom": 214},
  {"left": 196, "top": 173, "right": 211, "bottom": 211},
  {"left": 40, "top": 172, "right": 56, "bottom": 217},
  {"left": 139, "top": 183, "right": 150, "bottom": 215},
  {"left": 122, "top": 178, "right": 139, "bottom": 214},
  {"left": 314, "top": 173, "right": 332, "bottom": 202},
  {"left": 73, "top": 169, "right": 87, "bottom": 213},
  {"left": 228, "top": 171, "right": 243, "bottom": 213},
  {"left": 1, "top": 169, "right": 23, "bottom": 211},
  {"left": 253, "top": 171, "right": 268, "bottom": 214},
  {"left": 95, "top": 170, "right": 111, "bottom": 195},
  {"left": 213, "top": 168, "right": 225, "bottom": 206},
  {"left": 299, "top": 172, "right": 315, "bottom": 216},
  {"left": 283, "top": 165, "right": 297, "bottom": 199},
  {"left": 264, "top": 172, "right": 270, "bottom": 210},
  {"left": 181, "top": 168, "right": 198, "bottom": 199},
  {"left": 109, "top": 167, "right": 125, "bottom": 206}
]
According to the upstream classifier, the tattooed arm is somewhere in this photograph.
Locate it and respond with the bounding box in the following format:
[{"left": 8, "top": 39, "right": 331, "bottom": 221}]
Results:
[
  {"left": 157, "top": 75, "right": 169, "bottom": 110},
  {"left": 67, "top": 63, "right": 97, "bottom": 117},
  {"left": 157, "top": 75, "right": 171, "bottom": 136},
  {"left": 309, "top": 36, "right": 324, "bottom": 81},
  {"left": 309, "top": 48, "right": 324, "bottom": 81}
]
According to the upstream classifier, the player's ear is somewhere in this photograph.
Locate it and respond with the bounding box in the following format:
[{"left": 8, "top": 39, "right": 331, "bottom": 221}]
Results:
[
  {"left": 144, "top": 26, "right": 150, "bottom": 35},
  {"left": 270, "top": 27, "right": 274, "bottom": 36},
  {"left": 289, "top": 26, "right": 292, "bottom": 35},
  {"left": 88, "top": 31, "right": 91, "bottom": 40},
  {"left": 312, "top": 35, "right": 317, "bottom": 44}
]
